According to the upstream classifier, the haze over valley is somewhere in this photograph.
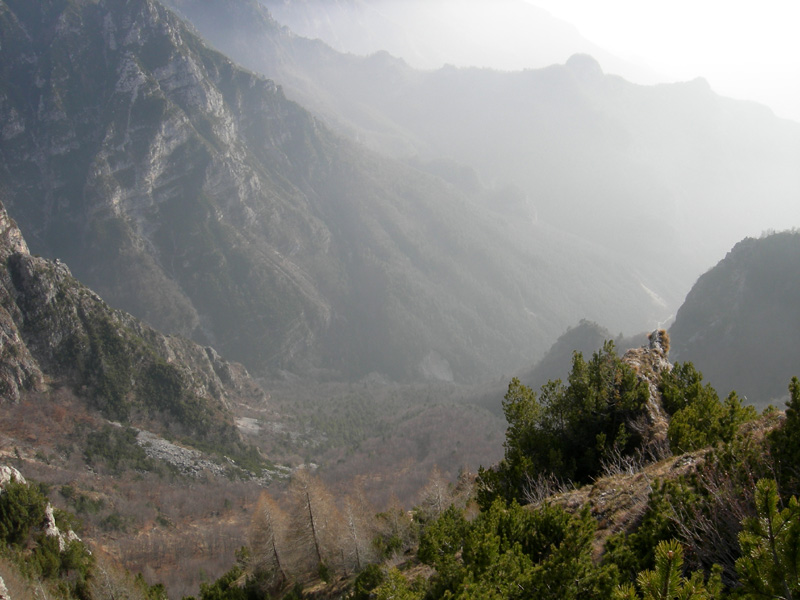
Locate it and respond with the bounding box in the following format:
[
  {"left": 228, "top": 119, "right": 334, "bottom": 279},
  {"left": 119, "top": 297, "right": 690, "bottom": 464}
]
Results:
[{"left": 1, "top": 1, "right": 800, "bottom": 598}]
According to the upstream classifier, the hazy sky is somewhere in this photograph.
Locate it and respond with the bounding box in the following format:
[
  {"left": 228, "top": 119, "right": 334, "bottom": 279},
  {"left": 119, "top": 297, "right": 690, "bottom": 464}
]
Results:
[{"left": 529, "top": 0, "right": 800, "bottom": 122}]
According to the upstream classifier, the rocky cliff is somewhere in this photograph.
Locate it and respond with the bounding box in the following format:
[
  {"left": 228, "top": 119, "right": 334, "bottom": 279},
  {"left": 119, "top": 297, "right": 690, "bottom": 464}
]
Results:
[{"left": 0, "top": 199, "right": 263, "bottom": 456}]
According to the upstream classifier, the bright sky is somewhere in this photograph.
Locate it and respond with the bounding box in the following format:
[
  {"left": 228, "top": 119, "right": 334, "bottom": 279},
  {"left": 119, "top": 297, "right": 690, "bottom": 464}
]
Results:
[{"left": 529, "top": 0, "right": 800, "bottom": 122}]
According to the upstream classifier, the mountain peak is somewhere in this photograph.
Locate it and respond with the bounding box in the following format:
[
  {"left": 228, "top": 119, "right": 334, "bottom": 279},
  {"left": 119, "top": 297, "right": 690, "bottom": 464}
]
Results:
[{"left": 565, "top": 52, "right": 604, "bottom": 80}]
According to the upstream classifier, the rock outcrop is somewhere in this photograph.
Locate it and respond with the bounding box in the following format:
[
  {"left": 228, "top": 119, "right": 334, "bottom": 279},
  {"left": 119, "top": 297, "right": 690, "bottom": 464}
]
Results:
[
  {"left": 621, "top": 329, "right": 672, "bottom": 452},
  {"left": 0, "top": 198, "right": 265, "bottom": 454},
  {"left": 0, "top": 207, "right": 44, "bottom": 402},
  {"left": 0, "top": 465, "right": 81, "bottom": 552}
]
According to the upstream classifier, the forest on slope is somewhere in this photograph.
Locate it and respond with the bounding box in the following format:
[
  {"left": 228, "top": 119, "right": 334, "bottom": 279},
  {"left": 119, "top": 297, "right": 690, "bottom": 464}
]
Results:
[{"left": 173, "top": 333, "right": 800, "bottom": 599}]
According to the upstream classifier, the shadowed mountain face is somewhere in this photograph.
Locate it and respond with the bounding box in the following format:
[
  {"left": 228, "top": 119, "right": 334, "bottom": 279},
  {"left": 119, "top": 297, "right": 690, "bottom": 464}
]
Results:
[
  {"left": 670, "top": 231, "right": 800, "bottom": 408},
  {"left": 163, "top": 0, "right": 800, "bottom": 298},
  {"left": 0, "top": 0, "right": 676, "bottom": 384}
]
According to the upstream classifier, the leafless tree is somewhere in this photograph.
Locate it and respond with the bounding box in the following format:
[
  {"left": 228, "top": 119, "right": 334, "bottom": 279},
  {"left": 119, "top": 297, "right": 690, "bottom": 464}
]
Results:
[
  {"left": 340, "top": 483, "right": 379, "bottom": 574},
  {"left": 522, "top": 471, "right": 572, "bottom": 506},
  {"left": 285, "top": 468, "right": 342, "bottom": 579},
  {"left": 248, "top": 491, "right": 288, "bottom": 588},
  {"left": 666, "top": 460, "right": 759, "bottom": 584},
  {"left": 416, "top": 466, "right": 452, "bottom": 522},
  {"left": 89, "top": 555, "right": 147, "bottom": 600},
  {"left": 375, "top": 494, "right": 415, "bottom": 557}
]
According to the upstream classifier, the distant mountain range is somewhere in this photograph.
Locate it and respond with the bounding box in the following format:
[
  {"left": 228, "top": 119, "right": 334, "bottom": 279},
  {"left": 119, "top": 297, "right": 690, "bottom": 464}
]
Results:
[
  {"left": 260, "top": 0, "right": 657, "bottom": 80},
  {"left": 2, "top": 0, "right": 799, "bottom": 386},
  {"left": 164, "top": 0, "right": 800, "bottom": 292}
]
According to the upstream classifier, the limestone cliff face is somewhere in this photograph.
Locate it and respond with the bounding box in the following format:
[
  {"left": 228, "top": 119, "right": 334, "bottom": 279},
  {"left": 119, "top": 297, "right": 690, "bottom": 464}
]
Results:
[
  {"left": 0, "top": 199, "right": 264, "bottom": 451},
  {"left": 0, "top": 0, "right": 333, "bottom": 374},
  {"left": 0, "top": 206, "right": 44, "bottom": 401}
]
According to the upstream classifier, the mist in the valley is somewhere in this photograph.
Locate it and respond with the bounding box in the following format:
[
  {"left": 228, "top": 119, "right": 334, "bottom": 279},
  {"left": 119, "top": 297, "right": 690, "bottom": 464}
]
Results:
[{"left": 264, "top": 0, "right": 800, "bottom": 123}]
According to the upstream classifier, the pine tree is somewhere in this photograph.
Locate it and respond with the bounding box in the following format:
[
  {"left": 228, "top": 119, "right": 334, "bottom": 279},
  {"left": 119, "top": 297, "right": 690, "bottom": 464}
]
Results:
[
  {"left": 735, "top": 479, "right": 800, "bottom": 600},
  {"left": 770, "top": 377, "right": 800, "bottom": 496},
  {"left": 614, "top": 540, "right": 720, "bottom": 600}
]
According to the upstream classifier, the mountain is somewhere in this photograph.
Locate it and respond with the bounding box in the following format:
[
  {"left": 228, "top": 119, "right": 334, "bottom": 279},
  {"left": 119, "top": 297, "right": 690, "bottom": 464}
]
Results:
[
  {"left": 670, "top": 230, "right": 800, "bottom": 408},
  {"left": 0, "top": 0, "right": 676, "bottom": 384},
  {"left": 260, "top": 0, "right": 656, "bottom": 81},
  {"left": 0, "top": 198, "right": 264, "bottom": 461},
  {"left": 161, "top": 0, "right": 800, "bottom": 300}
]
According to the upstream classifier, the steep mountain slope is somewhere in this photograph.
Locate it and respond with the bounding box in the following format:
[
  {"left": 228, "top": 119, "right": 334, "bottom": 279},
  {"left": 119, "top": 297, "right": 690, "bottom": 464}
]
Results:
[
  {"left": 0, "top": 198, "right": 263, "bottom": 459},
  {"left": 0, "top": 0, "right": 673, "bottom": 383},
  {"left": 670, "top": 231, "right": 800, "bottom": 407},
  {"left": 162, "top": 0, "right": 800, "bottom": 296}
]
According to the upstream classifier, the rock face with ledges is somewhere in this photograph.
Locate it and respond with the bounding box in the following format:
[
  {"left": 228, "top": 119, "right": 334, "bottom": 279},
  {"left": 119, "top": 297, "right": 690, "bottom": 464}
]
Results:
[{"left": 0, "top": 206, "right": 44, "bottom": 401}]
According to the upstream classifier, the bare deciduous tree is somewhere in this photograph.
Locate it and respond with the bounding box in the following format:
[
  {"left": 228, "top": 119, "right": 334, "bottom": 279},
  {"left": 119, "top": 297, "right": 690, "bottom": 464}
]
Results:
[
  {"left": 416, "top": 466, "right": 452, "bottom": 522},
  {"left": 248, "top": 491, "right": 288, "bottom": 588},
  {"left": 285, "top": 468, "right": 342, "bottom": 579},
  {"left": 340, "top": 483, "right": 378, "bottom": 573}
]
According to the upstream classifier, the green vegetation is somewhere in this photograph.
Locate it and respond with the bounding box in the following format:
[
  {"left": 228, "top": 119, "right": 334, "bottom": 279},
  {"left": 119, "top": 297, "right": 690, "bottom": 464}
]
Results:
[
  {"left": 478, "top": 342, "right": 649, "bottom": 506},
  {"left": 0, "top": 477, "right": 48, "bottom": 546},
  {"left": 82, "top": 425, "right": 161, "bottom": 476},
  {"left": 660, "top": 362, "right": 757, "bottom": 453},
  {"left": 613, "top": 540, "right": 722, "bottom": 600},
  {"left": 769, "top": 376, "right": 800, "bottom": 496},
  {"left": 74, "top": 341, "right": 800, "bottom": 600},
  {"left": 736, "top": 479, "right": 800, "bottom": 599},
  {"left": 0, "top": 475, "right": 93, "bottom": 599}
]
